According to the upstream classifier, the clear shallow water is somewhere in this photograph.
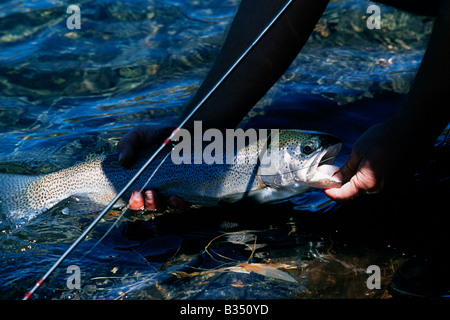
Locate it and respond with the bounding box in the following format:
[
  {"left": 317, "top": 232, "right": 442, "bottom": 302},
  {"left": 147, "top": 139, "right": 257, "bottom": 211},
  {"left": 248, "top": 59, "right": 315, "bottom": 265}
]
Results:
[{"left": 0, "top": 0, "right": 448, "bottom": 300}]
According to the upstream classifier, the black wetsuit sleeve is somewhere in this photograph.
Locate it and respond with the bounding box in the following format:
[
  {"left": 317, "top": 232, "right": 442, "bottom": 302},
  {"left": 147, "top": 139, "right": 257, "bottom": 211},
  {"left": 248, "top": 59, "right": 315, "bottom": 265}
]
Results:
[{"left": 182, "top": 0, "right": 330, "bottom": 131}]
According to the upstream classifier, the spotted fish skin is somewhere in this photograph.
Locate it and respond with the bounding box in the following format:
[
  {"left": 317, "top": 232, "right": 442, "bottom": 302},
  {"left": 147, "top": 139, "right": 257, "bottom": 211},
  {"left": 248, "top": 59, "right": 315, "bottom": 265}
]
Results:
[{"left": 0, "top": 130, "right": 341, "bottom": 224}]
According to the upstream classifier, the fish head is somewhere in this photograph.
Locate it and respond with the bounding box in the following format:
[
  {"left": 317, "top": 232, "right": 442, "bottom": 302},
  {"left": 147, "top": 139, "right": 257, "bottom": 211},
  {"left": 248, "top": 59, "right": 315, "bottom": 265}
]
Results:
[{"left": 258, "top": 130, "right": 342, "bottom": 189}]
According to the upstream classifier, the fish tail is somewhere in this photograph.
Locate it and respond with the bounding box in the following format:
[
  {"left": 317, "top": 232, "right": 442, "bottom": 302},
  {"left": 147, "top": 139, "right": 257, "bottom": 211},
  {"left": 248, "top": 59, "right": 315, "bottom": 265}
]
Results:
[{"left": 0, "top": 173, "right": 45, "bottom": 224}]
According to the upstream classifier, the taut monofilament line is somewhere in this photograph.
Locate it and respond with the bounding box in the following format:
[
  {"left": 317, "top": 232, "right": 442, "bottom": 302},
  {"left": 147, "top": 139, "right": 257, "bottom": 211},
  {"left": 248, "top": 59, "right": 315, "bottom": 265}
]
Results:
[{"left": 23, "top": 0, "right": 295, "bottom": 300}]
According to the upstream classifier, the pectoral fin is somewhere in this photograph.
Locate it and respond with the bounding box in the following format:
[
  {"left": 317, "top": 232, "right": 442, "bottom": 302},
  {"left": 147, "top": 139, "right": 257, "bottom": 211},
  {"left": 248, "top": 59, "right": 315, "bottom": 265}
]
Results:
[
  {"left": 219, "top": 183, "right": 312, "bottom": 206},
  {"left": 218, "top": 188, "right": 268, "bottom": 205},
  {"left": 61, "top": 194, "right": 125, "bottom": 215}
]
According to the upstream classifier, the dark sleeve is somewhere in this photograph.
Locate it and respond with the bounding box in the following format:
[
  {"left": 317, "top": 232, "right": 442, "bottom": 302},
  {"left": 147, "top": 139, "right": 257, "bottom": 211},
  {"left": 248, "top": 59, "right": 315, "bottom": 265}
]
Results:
[{"left": 183, "top": 0, "right": 330, "bottom": 131}]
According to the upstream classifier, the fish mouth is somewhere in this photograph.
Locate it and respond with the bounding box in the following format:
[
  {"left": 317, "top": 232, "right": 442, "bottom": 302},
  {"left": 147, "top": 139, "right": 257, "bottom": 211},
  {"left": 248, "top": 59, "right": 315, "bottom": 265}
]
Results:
[{"left": 306, "top": 142, "right": 342, "bottom": 182}]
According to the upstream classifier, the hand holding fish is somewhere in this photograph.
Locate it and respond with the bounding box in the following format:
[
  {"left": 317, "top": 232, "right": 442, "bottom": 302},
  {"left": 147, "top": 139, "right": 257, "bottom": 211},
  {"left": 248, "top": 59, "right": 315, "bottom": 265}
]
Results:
[
  {"left": 325, "top": 109, "right": 447, "bottom": 201},
  {"left": 324, "top": 119, "right": 401, "bottom": 201},
  {"left": 118, "top": 124, "right": 186, "bottom": 212},
  {"left": 327, "top": 1, "right": 450, "bottom": 201},
  {"left": 118, "top": 0, "right": 450, "bottom": 206}
]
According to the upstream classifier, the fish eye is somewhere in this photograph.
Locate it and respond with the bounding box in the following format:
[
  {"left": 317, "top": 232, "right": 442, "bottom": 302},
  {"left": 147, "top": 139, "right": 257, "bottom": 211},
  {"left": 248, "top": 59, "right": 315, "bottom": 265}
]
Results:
[{"left": 302, "top": 141, "right": 316, "bottom": 155}]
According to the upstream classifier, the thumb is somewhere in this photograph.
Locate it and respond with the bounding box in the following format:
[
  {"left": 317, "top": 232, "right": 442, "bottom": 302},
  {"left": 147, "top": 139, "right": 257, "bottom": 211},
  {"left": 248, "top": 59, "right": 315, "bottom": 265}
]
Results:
[
  {"left": 334, "top": 150, "right": 362, "bottom": 183},
  {"left": 323, "top": 151, "right": 363, "bottom": 201}
]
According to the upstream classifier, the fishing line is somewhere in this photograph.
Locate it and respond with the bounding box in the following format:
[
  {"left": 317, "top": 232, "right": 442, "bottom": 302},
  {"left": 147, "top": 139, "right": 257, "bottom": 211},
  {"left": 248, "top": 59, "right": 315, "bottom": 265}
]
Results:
[{"left": 23, "top": 0, "right": 295, "bottom": 300}]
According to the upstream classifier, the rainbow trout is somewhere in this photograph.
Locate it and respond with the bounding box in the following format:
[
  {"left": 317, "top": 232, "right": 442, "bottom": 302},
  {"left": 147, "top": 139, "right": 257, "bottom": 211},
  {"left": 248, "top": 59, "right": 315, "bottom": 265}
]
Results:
[{"left": 0, "top": 130, "right": 342, "bottom": 224}]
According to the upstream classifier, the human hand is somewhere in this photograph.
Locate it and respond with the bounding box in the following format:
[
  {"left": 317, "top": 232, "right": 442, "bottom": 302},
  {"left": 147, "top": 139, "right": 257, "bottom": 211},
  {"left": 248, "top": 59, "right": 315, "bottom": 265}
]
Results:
[
  {"left": 128, "top": 189, "right": 186, "bottom": 212},
  {"left": 117, "top": 124, "right": 168, "bottom": 167},
  {"left": 324, "top": 119, "right": 412, "bottom": 201},
  {"left": 117, "top": 124, "right": 186, "bottom": 212}
]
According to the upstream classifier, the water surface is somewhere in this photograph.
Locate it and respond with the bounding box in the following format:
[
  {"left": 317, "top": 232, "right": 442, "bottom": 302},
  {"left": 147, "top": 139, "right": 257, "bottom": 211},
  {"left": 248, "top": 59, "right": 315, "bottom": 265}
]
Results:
[{"left": 0, "top": 0, "right": 448, "bottom": 300}]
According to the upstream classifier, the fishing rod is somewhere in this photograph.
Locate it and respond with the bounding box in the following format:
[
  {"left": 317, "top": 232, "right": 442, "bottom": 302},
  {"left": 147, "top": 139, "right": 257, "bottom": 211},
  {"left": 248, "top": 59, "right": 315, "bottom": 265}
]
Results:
[{"left": 23, "top": 0, "right": 295, "bottom": 300}]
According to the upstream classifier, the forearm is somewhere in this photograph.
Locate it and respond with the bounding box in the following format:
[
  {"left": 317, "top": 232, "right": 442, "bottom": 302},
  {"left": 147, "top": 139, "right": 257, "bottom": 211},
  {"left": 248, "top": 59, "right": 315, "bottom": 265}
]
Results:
[
  {"left": 395, "top": 0, "right": 450, "bottom": 145},
  {"left": 182, "top": 0, "right": 330, "bottom": 131}
]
